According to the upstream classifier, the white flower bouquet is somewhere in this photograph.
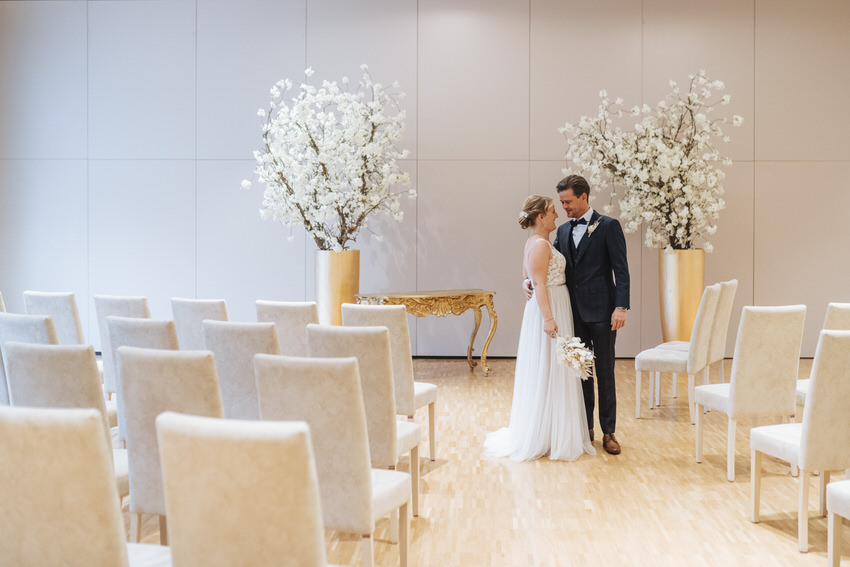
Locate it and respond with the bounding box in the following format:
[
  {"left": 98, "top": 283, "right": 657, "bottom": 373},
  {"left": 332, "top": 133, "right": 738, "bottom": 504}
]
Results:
[
  {"left": 560, "top": 70, "right": 743, "bottom": 252},
  {"left": 555, "top": 335, "right": 594, "bottom": 380},
  {"left": 244, "top": 65, "right": 415, "bottom": 251}
]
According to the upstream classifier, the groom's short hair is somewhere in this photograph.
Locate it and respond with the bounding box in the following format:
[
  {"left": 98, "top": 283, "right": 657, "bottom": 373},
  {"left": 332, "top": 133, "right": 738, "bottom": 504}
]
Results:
[{"left": 556, "top": 175, "right": 591, "bottom": 198}]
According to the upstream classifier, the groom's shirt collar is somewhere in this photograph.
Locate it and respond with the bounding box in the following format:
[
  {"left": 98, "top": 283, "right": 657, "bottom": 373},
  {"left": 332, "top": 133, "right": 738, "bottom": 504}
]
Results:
[{"left": 571, "top": 207, "right": 595, "bottom": 246}]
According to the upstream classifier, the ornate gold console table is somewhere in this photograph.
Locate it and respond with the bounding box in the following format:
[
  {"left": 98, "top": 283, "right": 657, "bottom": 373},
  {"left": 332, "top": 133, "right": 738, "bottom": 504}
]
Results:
[{"left": 356, "top": 289, "right": 498, "bottom": 376}]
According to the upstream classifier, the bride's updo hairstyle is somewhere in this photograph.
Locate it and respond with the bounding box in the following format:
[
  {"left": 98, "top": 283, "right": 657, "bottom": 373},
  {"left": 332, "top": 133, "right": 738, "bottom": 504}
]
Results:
[{"left": 518, "top": 195, "right": 553, "bottom": 229}]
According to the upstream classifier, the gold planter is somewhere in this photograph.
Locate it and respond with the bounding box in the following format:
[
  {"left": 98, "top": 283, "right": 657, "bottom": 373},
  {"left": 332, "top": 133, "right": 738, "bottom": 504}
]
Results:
[
  {"left": 315, "top": 250, "right": 360, "bottom": 326},
  {"left": 658, "top": 248, "right": 705, "bottom": 342}
]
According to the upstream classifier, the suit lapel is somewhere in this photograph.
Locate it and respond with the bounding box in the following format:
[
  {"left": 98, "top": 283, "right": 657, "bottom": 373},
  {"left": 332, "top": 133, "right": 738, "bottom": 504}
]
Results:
[{"left": 574, "top": 211, "right": 601, "bottom": 265}]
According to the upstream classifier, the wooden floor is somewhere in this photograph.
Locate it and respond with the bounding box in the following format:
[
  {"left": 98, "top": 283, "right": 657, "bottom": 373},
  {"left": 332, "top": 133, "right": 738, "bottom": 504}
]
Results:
[{"left": 128, "top": 357, "right": 848, "bottom": 566}]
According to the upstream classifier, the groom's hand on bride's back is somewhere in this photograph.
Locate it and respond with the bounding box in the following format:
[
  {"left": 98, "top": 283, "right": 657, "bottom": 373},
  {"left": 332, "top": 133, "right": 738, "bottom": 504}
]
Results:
[{"left": 522, "top": 278, "right": 534, "bottom": 300}]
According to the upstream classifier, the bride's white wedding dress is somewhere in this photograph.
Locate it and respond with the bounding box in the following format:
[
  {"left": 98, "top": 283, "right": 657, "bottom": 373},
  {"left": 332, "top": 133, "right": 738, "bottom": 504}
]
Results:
[{"left": 484, "top": 240, "right": 595, "bottom": 461}]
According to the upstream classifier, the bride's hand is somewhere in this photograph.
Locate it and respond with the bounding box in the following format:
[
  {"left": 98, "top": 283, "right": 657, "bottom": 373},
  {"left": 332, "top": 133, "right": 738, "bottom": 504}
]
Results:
[{"left": 543, "top": 317, "right": 558, "bottom": 338}]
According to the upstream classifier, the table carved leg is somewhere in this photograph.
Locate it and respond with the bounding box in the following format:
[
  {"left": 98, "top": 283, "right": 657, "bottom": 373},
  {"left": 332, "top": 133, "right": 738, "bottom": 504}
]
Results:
[
  {"left": 480, "top": 297, "right": 498, "bottom": 376},
  {"left": 467, "top": 306, "right": 483, "bottom": 371}
]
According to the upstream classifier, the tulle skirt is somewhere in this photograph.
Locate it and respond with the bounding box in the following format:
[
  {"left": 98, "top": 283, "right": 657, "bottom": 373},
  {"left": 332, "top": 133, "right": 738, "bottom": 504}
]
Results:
[{"left": 484, "top": 284, "right": 595, "bottom": 461}]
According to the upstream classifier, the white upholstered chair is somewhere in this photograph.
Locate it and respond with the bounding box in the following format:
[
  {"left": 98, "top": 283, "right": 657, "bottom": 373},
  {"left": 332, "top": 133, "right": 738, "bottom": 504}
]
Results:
[
  {"left": 827, "top": 480, "right": 850, "bottom": 567},
  {"left": 3, "top": 342, "right": 129, "bottom": 500},
  {"left": 308, "top": 324, "right": 421, "bottom": 518},
  {"left": 0, "top": 291, "right": 5, "bottom": 312},
  {"left": 634, "top": 283, "right": 721, "bottom": 422},
  {"left": 0, "top": 406, "right": 172, "bottom": 567},
  {"left": 157, "top": 412, "right": 342, "bottom": 567},
  {"left": 342, "top": 303, "right": 439, "bottom": 461},
  {"left": 0, "top": 312, "right": 59, "bottom": 406},
  {"left": 202, "top": 320, "right": 280, "bottom": 420},
  {"left": 171, "top": 298, "right": 229, "bottom": 351},
  {"left": 254, "top": 355, "right": 410, "bottom": 567},
  {"left": 94, "top": 294, "right": 151, "bottom": 399},
  {"left": 118, "top": 346, "right": 224, "bottom": 544},
  {"left": 797, "top": 302, "right": 850, "bottom": 405},
  {"left": 108, "top": 316, "right": 180, "bottom": 442},
  {"left": 694, "top": 305, "right": 806, "bottom": 481},
  {"left": 256, "top": 300, "right": 318, "bottom": 357},
  {"left": 750, "top": 330, "right": 850, "bottom": 552},
  {"left": 23, "top": 290, "right": 86, "bottom": 345}
]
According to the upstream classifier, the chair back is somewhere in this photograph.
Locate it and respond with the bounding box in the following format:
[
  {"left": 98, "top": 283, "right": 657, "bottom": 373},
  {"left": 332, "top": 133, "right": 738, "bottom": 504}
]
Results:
[
  {"left": 307, "top": 323, "right": 397, "bottom": 467},
  {"left": 23, "top": 291, "right": 85, "bottom": 345},
  {"left": 118, "top": 346, "right": 223, "bottom": 517},
  {"left": 800, "top": 330, "right": 850, "bottom": 472},
  {"left": 0, "top": 406, "right": 130, "bottom": 567},
  {"left": 172, "top": 298, "right": 229, "bottom": 351},
  {"left": 94, "top": 294, "right": 150, "bottom": 395},
  {"left": 254, "top": 354, "right": 373, "bottom": 535},
  {"left": 686, "top": 284, "right": 721, "bottom": 374},
  {"left": 202, "top": 320, "right": 280, "bottom": 420},
  {"left": 342, "top": 303, "right": 417, "bottom": 416},
  {"left": 256, "top": 300, "right": 318, "bottom": 356},
  {"left": 4, "top": 342, "right": 111, "bottom": 446},
  {"left": 157, "top": 412, "right": 327, "bottom": 567},
  {"left": 727, "top": 305, "right": 806, "bottom": 417},
  {"left": 706, "top": 279, "right": 738, "bottom": 363},
  {"left": 823, "top": 302, "right": 850, "bottom": 330},
  {"left": 0, "top": 313, "right": 59, "bottom": 405}
]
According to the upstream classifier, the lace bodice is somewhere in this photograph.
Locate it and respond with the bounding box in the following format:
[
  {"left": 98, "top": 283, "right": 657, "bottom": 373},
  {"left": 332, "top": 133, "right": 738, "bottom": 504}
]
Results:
[{"left": 545, "top": 241, "right": 567, "bottom": 286}]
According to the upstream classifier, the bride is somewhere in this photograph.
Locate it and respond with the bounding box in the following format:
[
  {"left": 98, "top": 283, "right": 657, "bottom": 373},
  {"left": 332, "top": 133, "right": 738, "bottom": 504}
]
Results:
[{"left": 484, "top": 195, "right": 595, "bottom": 461}]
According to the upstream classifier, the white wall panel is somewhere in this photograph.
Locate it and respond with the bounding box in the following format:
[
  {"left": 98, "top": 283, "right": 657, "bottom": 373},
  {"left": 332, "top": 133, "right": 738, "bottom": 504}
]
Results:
[
  {"left": 196, "top": 159, "right": 307, "bottom": 323},
  {"left": 530, "top": 0, "right": 642, "bottom": 162},
  {"left": 88, "top": 1, "right": 196, "bottom": 159},
  {"left": 755, "top": 0, "right": 850, "bottom": 161},
  {"left": 416, "top": 160, "right": 528, "bottom": 356},
  {"left": 754, "top": 162, "right": 850, "bottom": 356},
  {"left": 88, "top": 160, "right": 196, "bottom": 347},
  {"left": 0, "top": 1, "right": 87, "bottom": 159},
  {"left": 196, "top": 0, "right": 306, "bottom": 160},
  {"left": 306, "top": 0, "right": 418, "bottom": 158},
  {"left": 0, "top": 160, "right": 89, "bottom": 334},
  {"left": 418, "top": 0, "right": 529, "bottom": 161}
]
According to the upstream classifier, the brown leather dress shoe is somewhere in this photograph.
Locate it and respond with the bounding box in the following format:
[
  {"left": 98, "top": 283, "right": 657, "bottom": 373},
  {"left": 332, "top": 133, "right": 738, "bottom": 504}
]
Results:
[
  {"left": 588, "top": 428, "right": 594, "bottom": 442},
  {"left": 602, "top": 433, "right": 621, "bottom": 455}
]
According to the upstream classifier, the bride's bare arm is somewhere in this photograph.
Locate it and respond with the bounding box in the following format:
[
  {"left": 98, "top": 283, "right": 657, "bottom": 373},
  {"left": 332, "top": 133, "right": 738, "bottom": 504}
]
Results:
[{"left": 526, "top": 240, "right": 557, "bottom": 337}]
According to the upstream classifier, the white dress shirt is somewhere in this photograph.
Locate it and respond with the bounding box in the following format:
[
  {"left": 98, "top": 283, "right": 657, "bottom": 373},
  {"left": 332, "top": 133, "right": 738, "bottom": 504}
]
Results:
[{"left": 571, "top": 208, "right": 595, "bottom": 247}]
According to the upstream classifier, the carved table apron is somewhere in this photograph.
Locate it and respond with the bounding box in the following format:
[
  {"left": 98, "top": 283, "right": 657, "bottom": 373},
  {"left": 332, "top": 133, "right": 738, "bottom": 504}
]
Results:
[{"left": 355, "top": 289, "right": 498, "bottom": 376}]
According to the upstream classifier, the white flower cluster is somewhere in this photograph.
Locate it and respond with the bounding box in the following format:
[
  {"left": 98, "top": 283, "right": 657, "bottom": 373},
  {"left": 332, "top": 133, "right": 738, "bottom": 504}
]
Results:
[
  {"left": 560, "top": 70, "right": 743, "bottom": 251},
  {"left": 245, "top": 65, "right": 415, "bottom": 251},
  {"left": 555, "top": 335, "right": 593, "bottom": 380}
]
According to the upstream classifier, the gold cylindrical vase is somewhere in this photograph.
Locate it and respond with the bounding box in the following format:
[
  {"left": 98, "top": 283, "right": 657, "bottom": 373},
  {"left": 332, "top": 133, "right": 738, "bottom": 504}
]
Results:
[
  {"left": 315, "top": 250, "right": 360, "bottom": 326},
  {"left": 658, "top": 248, "right": 705, "bottom": 342}
]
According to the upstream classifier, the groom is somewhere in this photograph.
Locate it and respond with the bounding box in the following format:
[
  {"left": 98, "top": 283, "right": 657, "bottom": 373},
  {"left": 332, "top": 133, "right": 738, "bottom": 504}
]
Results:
[{"left": 550, "top": 175, "right": 630, "bottom": 455}]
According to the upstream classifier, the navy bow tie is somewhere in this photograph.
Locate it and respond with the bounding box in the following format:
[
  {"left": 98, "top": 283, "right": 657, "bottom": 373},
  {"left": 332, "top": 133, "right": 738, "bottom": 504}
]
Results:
[{"left": 571, "top": 218, "right": 588, "bottom": 227}]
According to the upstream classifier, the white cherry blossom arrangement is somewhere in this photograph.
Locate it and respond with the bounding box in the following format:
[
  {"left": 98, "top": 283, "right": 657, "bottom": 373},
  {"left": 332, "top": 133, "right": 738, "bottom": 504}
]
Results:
[
  {"left": 243, "top": 65, "right": 415, "bottom": 251},
  {"left": 560, "top": 70, "right": 743, "bottom": 251},
  {"left": 555, "top": 335, "right": 594, "bottom": 380}
]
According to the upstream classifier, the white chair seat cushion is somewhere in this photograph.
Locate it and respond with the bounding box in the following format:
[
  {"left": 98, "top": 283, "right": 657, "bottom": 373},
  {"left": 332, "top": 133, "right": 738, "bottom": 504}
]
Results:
[
  {"left": 656, "top": 340, "right": 689, "bottom": 351},
  {"left": 635, "top": 348, "right": 688, "bottom": 373},
  {"left": 750, "top": 423, "right": 802, "bottom": 465},
  {"left": 796, "top": 378, "right": 809, "bottom": 406},
  {"left": 827, "top": 479, "right": 850, "bottom": 519},
  {"left": 396, "top": 420, "right": 421, "bottom": 455},
  {"left": 126, "top": 543, "right": 172, "bottom": 566},
  {"left": 694, "top": 383, "right": 731, "bottom": 413},
  {"left": 113, "top": 448, "right": 129, "bottom": 498},
  {"left": 105, "top": 399, "right": 118, "bottom": 429},
  {"left": 370, "top": 468, "right": 411, "bottom": 521},
  {"left": 413, "top": 381, "right": 438, "bottom": 408}
]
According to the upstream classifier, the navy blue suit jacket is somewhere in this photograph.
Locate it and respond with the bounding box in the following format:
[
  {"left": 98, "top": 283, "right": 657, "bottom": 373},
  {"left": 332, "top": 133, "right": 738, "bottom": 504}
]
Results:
[{"left": 553, "top": 211, "right": 630, "bottom": 324}]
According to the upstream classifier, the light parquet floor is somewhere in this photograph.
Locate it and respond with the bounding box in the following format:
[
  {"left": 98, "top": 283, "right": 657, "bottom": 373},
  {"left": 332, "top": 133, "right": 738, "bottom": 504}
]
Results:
[{"left": 127, "top": 357, "right": 848, "bottom": 566}]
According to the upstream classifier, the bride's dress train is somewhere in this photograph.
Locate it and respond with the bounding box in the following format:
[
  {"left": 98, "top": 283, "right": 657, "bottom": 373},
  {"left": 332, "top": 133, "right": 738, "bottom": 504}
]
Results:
[{"left": 484, "top": 241, "right": 595, "bottom": 461}]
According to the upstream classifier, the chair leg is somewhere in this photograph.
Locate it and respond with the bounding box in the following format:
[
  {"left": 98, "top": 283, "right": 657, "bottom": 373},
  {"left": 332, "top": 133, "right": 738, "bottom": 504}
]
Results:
[
  {"left": 727, "top": 417, "right": 737, "bottom": 482},
  {"left": 361, "top": 534, "right": 374, "bottom": 567},
  {"left": 828, "top": 510, "right": 841, "bottom": 567},
  {"left": 428, "top": 402, "right": 436, "bottom": 461},
  {"left": 159, "top": 515, "right": 167, "bottom": 545},
  {"left": 399, "top": 502, "right": 409, "bottom": 567},
  {"left": 718, "top": 360, "right": 725, "bottom": 383},
  {"left": 688, "top": 374, "right": 695, "bottom": 424},
  {"left": 800, "top": 470, "right": 810, "bottom": 553},
  {"left": 672, "top": 372, "right": 678, "bottom": 398},
  {"left": 389, "top": 508, "right": 399, "bottom": 543},
  {"left": 791, "top": 462, "right": 799, "bottom": 478},
  {"left": 654, "top": 372, "right": 661, "bottom": 407},
  {"left": 695, "top": 402, "right": 704, "bottom": 463},
  {"left": 130, "top": 512, "right": 142, "bottom": 542},
  {"left": 635, "top": 369, "right": 642, "bottom": 418},
  {"left": 820, "top": 470, "right": 831, "bottom": 517},
  {"left": 411, "top": 444, "right": 420, "bottom": 517},
  {"left": 751, "top": 449, "right": 762, "bottom": 523},
  {"left": 647, "top": 370, "right": 654, "bottom": 410}
]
